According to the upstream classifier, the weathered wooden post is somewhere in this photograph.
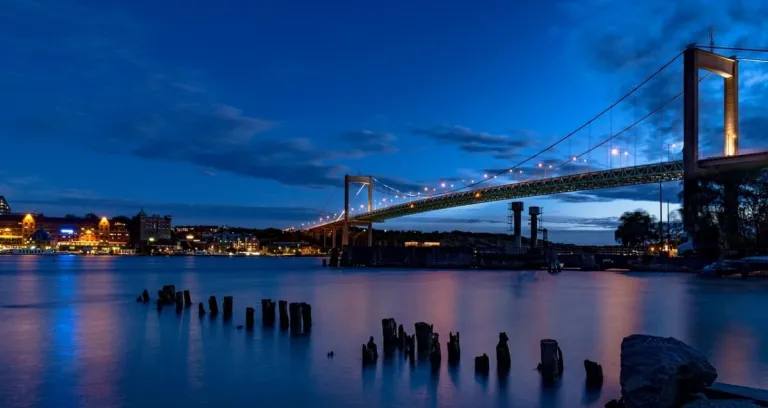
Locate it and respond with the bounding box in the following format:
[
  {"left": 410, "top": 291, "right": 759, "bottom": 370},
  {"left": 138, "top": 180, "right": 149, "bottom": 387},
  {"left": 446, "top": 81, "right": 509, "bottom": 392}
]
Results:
[
  {"left": 414, "top": 322, "right": 433, "bottom": 355},
  {"left": 175, "top": 292, "right": 183, "bottom": 313},
  {"left": 381, "top": 318, "right": 397, "bottom": 354},
  {"left": 497, "top": 332, "right": 511, "bottom": 374},
  {"left": 429, "top": 333, "right": 441, "bottom": 365},
  {"left": 362, "top": 336, "right": 378, "bottom": 365},
  {"left": 278, "top": 300, "right": 289, "bottom": 329},
  {"left": 288, "top": 302, "right": 302, "bottom": 332},
  {"left": 397, "top": 324, "right": 406, "bottom": 350},
  {"left": 183, "top": 290, "right": 192, "bottom": 308},
  {"left": 246, "top": 307, "right": 255, "bottom": 330},
  {"left": 301, "top": 302, "right": 312, "bottom": 332},
  {"left": 198, "top": 302, "right": 206, "bottom": 316},
  {"left": 223, "top": 296, "right": 233, "bottom": 319},
  {"left": 208, "top": 296, "right": 219, "bottom": 315},
  {"left": 329, "top": 247, "right": 339, "bottom": 267},
  {"left": 142, "top": 289, "right": 150, "bottom": 303},
  {"left": 539, "top": 339, "right": 563, "bottom": 378},
  {"left": 261, "top": 299, "right": 276, "bottom": 326},
  {"left": 158, "top": 290, "right": 169, "bottom": 305},
  {"left": 475, "top": 353, "right": 490, "bottom": 375},
  {"left": 447, "top": 331, "right": 460, "bottom": 364},
  {"left": 162, "top": 285, "right": 176, "bottom": 304},
  {"left": 322, "top": 258, "right": 327, "bottom": 267},
  {"left": 584, "top": 359, "right": 603, "bottom": 388}
]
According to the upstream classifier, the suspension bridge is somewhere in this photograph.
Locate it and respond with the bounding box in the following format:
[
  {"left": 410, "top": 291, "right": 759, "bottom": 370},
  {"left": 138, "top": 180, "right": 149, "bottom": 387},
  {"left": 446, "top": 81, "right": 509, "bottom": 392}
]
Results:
[{"left": 301, "top": 46, "right": 768, "bottom": 248}]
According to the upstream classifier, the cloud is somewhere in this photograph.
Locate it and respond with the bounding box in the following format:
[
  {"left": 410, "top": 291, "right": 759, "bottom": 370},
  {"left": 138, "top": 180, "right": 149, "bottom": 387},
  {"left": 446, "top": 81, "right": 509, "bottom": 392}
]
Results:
[
  {"left": 3, "top": 2, "right": 396, "bottom": 189},
  {"left": 338, "top": 130, "right": 398, "bottom": 154},
  {"left": 562, "top": 0, "right": 768, "bottom": 162},
  {"left": 414, "top": 125, "right": 532, "bottom": 158}
]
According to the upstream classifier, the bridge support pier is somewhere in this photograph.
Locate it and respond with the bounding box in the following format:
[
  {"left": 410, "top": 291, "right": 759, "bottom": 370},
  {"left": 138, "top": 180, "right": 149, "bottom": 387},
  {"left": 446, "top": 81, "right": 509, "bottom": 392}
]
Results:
[
  {"left": 510, "top": 202, "right": 524, "bottom": 249},
  {"left": 723, "top": 179, "right": 740, "bottom": 249},
  {"left": 682, "top": 47, "right": 739, "bottom": 248},
  {"left": 342, "top": 174, "right": 374, "bottom": 248},
  {"left": 332, "top": 228, "right": 337, "bottom": 249},
  {"left": 367, "top": 223, "right": 373, "bottom": 247},
  {"left": 529, "top": 206, "right": 540, "bottom": 250}
]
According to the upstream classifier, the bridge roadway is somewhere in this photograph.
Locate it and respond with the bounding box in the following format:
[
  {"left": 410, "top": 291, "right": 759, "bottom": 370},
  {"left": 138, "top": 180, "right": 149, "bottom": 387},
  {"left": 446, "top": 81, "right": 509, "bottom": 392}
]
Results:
[{"left": 305, "top": 151, "right": 768, "bottom": 232}]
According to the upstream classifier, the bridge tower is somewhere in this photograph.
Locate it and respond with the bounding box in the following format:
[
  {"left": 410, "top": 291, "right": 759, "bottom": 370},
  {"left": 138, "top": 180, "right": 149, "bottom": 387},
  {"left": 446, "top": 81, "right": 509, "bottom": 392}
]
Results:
[
  {"left": 342, "top": 175, "right": 374, "bottom": 247},
  {"left": 682, "top": 47, "right": 739, "bottom": 247}
]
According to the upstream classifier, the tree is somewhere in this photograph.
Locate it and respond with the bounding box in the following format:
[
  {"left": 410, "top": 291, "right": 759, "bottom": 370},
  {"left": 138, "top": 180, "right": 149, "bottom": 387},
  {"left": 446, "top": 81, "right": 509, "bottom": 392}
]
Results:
[
  {"left": 64, "top": 214, "right": 77, "bottom": 219},
  {"left": 614, "top": 210, "right": 658, "bottom": 248},
  {"left": 84, "top": 213, "right": 99, "bottom": 220}
]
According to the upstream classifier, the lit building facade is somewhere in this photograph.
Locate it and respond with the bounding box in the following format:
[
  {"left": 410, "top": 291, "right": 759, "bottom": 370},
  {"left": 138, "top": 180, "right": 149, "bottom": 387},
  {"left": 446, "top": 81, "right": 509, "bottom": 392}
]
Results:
[
  {"left": 136, "top": 209, "right": 172, "bottom": 242},
  {"left": 0, "top": 196, "right": 10, "bottom": 215},
  {"left": 213, "top": 232, "right": 260, "bottom": 252},
  {"left": 0, "top": 214, "right": 130, "bottom": 249}
]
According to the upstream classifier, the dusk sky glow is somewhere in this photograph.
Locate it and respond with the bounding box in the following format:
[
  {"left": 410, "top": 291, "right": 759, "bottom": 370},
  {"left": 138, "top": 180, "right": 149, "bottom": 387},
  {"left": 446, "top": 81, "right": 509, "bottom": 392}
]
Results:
[{"left": 2, "top": 0, "right": 768, "bottom": 244}]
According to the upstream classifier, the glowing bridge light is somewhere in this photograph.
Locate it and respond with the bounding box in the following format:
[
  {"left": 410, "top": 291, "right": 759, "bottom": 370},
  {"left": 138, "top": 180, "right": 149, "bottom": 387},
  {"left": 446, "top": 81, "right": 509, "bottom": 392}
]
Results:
[
  {"left": 573, "top": 156, "right": 577, "bottom": 161},
  {"left": 450, "top": 184, "right": 454, "bottom": 188},
  {"left": 440, "top": 182, "right": 446, "bottom": 188},
  {"left": 483, "top": 174, "right": 488, "bottom": 178},
  {"left": 624, "top": 151, "right": 629, "bottom": 156},
  {"left": 538, "top": 163, "right": 543, "bottom": 168},
  {"left": 474, "top": 192, "right": 481, "bottom": 198},
  {"left": 611, "top": 148, "right": 619, "bottom": 155},
  {"left": 548, "top": 165, "right": 553, "bottom": 169},
  {"left": 424, "top": 187, "right": 428, "bottom": 191}
]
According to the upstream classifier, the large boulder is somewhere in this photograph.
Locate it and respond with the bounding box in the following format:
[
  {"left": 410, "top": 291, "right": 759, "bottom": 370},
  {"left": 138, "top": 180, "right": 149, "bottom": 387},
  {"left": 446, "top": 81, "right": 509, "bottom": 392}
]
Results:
[{"left": 620, "top": 334, "right": 717, "bottom": 408}]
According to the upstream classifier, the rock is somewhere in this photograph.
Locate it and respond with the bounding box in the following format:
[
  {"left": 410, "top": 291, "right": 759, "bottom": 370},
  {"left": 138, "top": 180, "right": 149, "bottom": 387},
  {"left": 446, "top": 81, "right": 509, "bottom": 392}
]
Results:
[
  {"left": 620, "top": 334, "right": 717, "bottom": 408},
  {"left": 585, "top": 359, "right": 604, "bottom": 388}
]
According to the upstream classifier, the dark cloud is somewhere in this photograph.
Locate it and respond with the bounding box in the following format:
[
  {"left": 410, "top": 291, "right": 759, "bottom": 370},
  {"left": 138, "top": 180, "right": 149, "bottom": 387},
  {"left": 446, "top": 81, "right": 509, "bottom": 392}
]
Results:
[
  {"left": 338, "top": 130, "right": 398, "bottom": 154},
  {"left": 413, "top": 125, "right": 532, "bottom": 157}
]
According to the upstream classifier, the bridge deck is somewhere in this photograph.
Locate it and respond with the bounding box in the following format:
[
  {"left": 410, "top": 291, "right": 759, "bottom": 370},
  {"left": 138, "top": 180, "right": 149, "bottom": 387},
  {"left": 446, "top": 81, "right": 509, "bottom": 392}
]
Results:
[{"left": 308, "top": 161, "right": 684, "bottom": 230}]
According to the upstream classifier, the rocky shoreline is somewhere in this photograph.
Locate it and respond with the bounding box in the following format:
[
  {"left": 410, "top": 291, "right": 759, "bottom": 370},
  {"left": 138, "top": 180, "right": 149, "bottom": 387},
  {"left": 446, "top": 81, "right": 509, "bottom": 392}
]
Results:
[{"left": 606, "top": 334, "right": 768, "bottom": 407}]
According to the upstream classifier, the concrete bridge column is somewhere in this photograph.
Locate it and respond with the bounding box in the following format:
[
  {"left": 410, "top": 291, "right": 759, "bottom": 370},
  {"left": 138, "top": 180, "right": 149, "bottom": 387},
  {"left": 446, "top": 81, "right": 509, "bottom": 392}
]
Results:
[
  {"left": 367, "top": 223, "right": 373, "bottom": 247},
  {"left": 682, "top": 47, "right": 739, "bottom": 247},
  {"left": 723, "top": 179, "right": 740, "bottom": 248},
  {"left": 529, "top": 206, "right": 540, "bottom": 249},
  {"left": 511, "top": 202, "right": 524, "bottom": 248},
  {"left": 332, "top": 228, "right": 337, "bottom": 249}
]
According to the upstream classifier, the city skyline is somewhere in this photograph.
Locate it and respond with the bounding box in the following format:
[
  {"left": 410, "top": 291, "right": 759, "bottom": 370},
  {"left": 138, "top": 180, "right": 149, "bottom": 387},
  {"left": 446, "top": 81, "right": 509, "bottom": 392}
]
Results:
[{"left": 3, "top": 0, "right": 768, "bottom": 245}]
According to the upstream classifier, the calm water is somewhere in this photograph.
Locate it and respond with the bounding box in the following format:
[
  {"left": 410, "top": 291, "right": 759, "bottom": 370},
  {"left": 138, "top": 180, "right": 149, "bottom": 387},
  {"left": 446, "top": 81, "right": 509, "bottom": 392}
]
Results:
[{"left": 0, "top": 256, "right": 767, "bottom": 408}]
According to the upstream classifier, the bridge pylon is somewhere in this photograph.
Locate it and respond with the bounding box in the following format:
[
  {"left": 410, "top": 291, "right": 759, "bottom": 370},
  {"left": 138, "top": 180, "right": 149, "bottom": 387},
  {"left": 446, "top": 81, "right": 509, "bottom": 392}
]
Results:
[
  {"left": 683, "top": 46, "right": 739, "bottom": 247},
  {"left": 342, "top": 175, "right": 374, "bottom": 247}
]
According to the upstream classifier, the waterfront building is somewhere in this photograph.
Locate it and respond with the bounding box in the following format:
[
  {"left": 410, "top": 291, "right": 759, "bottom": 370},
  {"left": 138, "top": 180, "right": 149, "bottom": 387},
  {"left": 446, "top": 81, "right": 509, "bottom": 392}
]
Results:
[
  {"left": 0, "top": 214, "right": 130, "bottom": 250},
  {"left": 134, "top": 209, "right": 172, "bottom": 243},
  {"left": 262, "top": 241, "right": 319, "bottom": 256},
  {"left": 213, "top": 232, "right": 260, "bottom": 253},
  {"left": 0, "top": 196, "right": 10, "bottom": 215},
  {"left": 404, "top": 241, "right": 441, "bottom": 247}
]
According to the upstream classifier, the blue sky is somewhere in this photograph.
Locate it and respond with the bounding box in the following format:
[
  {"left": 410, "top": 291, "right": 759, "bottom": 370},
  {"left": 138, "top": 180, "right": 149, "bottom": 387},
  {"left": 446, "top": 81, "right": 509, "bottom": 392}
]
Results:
[{"left": 2, "top": 0, "right": 768, "bottom": 244}]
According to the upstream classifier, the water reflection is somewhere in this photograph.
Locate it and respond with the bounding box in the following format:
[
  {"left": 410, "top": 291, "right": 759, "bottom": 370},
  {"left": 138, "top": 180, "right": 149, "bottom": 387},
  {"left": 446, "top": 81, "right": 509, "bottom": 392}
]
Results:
[{"left": 0, "top": 257, "right": 767, "bottom": 408}]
